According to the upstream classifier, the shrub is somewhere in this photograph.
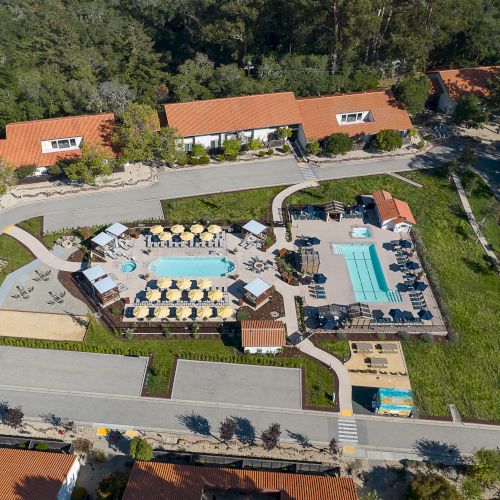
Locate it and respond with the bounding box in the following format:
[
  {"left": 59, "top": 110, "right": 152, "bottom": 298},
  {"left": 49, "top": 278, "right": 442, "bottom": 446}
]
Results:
[
  {"left": 461, "top": 478, "right": 482, "bottom": 500},
  {"left": 447, "top": 331, "right": 458, "bottom": 342},
  {"left": 48, "top": 165, "right": 62, "bottom": 176},
  {"left": 248, "top": 138, "right": 264, "bottom": 150},
  {"left": 73, "top": 438, "right": 93, "bottom": 454},
  {"left": 223, "top": 138, "right": 241, "bottom": 156},
  {"left": 397, "top": 330, "right": 410, "bottom": 341},
  {"left": 15, "top": 164, "right": 37, "bottom": 179},
  {"left": 261, "top": 422, "right": 281, "bottom": 450},
  {"left": 191, "top": 143, "right": 206, "bottom": 157},
  {"left": 188, "top": 156, "right": 199, "bottom": 165},
  {"left": 224, "top": 153, "right": 238, "bottom": 161},
  {"left": 215, "top": 154, "right": 225, "bottom": 162},
  {"left": 417, "top": 140, "right": 425, "bottom": 150},
  {"left": 266, "top": 148, "right": 274, "bottom": 155},
  {"left": 258, "top": 151, "right": 266, "bottom": 158},
  {"left": 421, "top": 332, "right": 434, "bottom": 343},
  {"left": 375, "top": 129, "right": 403, "bottom": 151},
  {"left": 306, "top": 140, "right": 322, "bottom": 155},
  {"left": 282, "top": 143, "right": 291, "bottom": 153},
  {"left": 324, "top": 133, "right": 354, "bottom": 155},
  {"left": 276, "top": 126, "right": 292, "bottom": 139},
  {"left": 219, "top": 417, "right": 236, "bottom": 442},
  {"left": 406, "top": 474, "right": 463, "bottom": 500},
  {"left": 198, "top": 156, "right": 210, "bottom": 165},
  {"left": 470, "top": 448, "right": 500, "bottom": 486},
  {"left": 176, "top": 155, "right": 188, "bottom": 166},
  {"left": 235, "top": 308, "right": 250, "bottom": 321},
  {"left": 129, "top": 436, "right": 153, "bottom": 461},
  {"left": 91, "top": 450, "right": 107, "bottom": 463},
  {"left": 34, "top": 442, "right": 49, "bottom": 451},
  {"left": 96, "top": 473, "right": 127, "bottom": 500},
  {"left": 408, "top": 128, "right": 418, "bottom": 138}
]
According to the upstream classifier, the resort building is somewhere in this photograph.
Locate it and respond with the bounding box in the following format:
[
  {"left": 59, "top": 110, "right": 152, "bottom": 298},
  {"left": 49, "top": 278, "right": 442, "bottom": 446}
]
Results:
[
  {"left": 243, "top": 277, "right": 273, "bottom": 307},
  {"left": 0, "top": 113, "right": 115, "bottom": 170},
  {"left": 428, "top": 66, "right": 498, "bottom": 113},
  {"left": 372, "top": 190, "right": 416, "bottom": 232},
  {"left": 122, "top": 461, "right": 358, "bottom": 500},
  {"left": 241, "top": 320, "right": 286, "bottom": 354},
  {"left": 163, "top": 92, "right": 302, "bottom": 152},
  {"left": 0, "top": 448, "right": 80, "bottom": 500},
  {"left": 296, "top": 90, "right": 413, "bottom": 149}
]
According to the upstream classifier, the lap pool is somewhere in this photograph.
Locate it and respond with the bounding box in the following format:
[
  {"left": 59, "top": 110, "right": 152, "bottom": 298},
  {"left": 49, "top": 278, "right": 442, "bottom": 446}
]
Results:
[
  {"left": 148, "top": 257, "right": 234, "bottom": 277},
  {"left": 332, "top": 243, "right": 401, "bottom": 302}
]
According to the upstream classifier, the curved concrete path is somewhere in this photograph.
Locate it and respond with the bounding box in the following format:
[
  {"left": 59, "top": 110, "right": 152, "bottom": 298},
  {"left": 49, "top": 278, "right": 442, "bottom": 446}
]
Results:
[{"left": 3, "top": 226, "right": 81, "bottom": 272}]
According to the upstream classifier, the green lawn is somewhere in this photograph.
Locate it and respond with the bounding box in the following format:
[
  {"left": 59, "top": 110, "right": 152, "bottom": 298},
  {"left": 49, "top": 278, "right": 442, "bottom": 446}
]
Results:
[
  {"left": 18, "top": 217, "right": 42, "bottom": 237},
  {"left": 161, "top": 187, "right": 284, "bottom": 224},
  {"left": 318, "top": 340, "right": 351, "bottom": 362},
  {"left": 290, "top": 170, "right": 500, "bottom": 420},
  {"left": 0, "top": 234, "right": 34, "bottom": 285}
]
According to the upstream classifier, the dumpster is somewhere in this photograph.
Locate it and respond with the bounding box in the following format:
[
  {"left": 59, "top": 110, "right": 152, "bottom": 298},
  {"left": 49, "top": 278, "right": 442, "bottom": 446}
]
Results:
[{"left": 372, "top": 388, "right": 413, "bottom": 417}]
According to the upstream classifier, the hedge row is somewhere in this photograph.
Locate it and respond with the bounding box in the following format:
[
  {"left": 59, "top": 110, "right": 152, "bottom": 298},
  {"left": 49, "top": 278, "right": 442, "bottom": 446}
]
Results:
[
  {"left": 0, "top": 337, "right": 147, "bottom": 357},
  {"left": 175, "top": 351, "right": 302, "bottom": 368}
]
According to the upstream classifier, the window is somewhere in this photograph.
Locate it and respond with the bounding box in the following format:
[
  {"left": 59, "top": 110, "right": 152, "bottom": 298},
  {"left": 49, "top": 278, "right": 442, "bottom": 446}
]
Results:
[
  {"left": 184, "top": 142, "right": 193, "bottom": 152},
  {"left": 49, "top": 138, "right": 78, "bottom": 150},
  {"left": 210, "top": 139, "right": 220, "bottom": 149},
  {"left": 338, "top": 111, "right": 370, "bottom": 125}
]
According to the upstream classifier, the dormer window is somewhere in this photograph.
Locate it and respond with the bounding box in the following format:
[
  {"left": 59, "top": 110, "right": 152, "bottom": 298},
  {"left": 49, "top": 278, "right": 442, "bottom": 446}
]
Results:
[
  {"left": 41, "top": 136, "right": 83, "bottom": 153},
  {"left": 51, "top": 138, "right": 77, "bottom": 149},
  {"left": 337, "top": 111, "right": 373, "bottom": 125}
]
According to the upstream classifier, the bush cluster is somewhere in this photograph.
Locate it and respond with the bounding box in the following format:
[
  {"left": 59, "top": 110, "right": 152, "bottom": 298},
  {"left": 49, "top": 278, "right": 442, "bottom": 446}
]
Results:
[
  {"left": 188, "top": 156, "right": 210, "bottom": 165},
  {"left": 175, "top": 351, "right": 301, "bottom": 368},
  {"left": 282, "top": 144, "right": 291, "bottom": 153},
  {"left": 15, "top": 164, "right": 37, "bottom": 180}
]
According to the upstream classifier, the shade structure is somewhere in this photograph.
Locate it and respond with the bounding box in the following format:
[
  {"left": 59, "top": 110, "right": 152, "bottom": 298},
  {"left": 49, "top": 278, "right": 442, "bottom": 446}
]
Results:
[
  {"left": 180, "top": 231, "right": 194, "bottom": 241},
  {"left": 418, "top": 309, "right": 433, "bottom": 320},
  {"left": 150, "top": 225, "right": 163, "bottom": 235},
  {"left": 217, "top": 306, "right": 234, "bottom": 319},
  {"left": 176, "top": 277, "right": 192, "bottom": 290},
  {"left": 389, "top": 308, "right": 405, "bottom": 321},
  {"left": 207, "top": 289, "right": 224, "bottom": 302},
  {"left": 190, "top": 224, "right": 204, "bottom": 234},
  {"left": 314, "top": 273, "right": 327, "bottom": 284},
  {"left": 146, "top": 289, "right": 162, "bottom": 302},
  {"left": 197, "top": 277, "right": 212, "bottom": 290},
  {"left": 188, "top": 289, "right": 204, "bottom": 302},
  {"left": 406, "top": 261, "right": 420, "bottom": 270},
  {"left": 154, "top": 306, "right": 170, "bottom": 319},
  {"left": 165, "top": 288, "right": 182, "bottom": 301},
  {"left": 413, "top": 281, "right": 428, "bottom": 291},
  {"left": 170, "top": 224, "right": 185, "bottom": 234},
  {"left": 207, "top": 224, "right": 222, "bottom": 234},
  {"left": 157, "top": 277, "right": 173, "bottom": 289},
  {"left": 199, "top": 231, "right": 214, "bottom": 241},
  {"left": 176, "top": 306, "right": 192, "bottom": 319},
  {"left": 159, "top": 231, "right": 173, "bottom": 241},
  {"left": 399, "top": 239, "right": 412, "bottom": 249},
  {"left": 133, "top": 306, "right": 149, "bottom": 319},
  {"left": 197, "top": 306, "right": 213, "bottom": 319}
]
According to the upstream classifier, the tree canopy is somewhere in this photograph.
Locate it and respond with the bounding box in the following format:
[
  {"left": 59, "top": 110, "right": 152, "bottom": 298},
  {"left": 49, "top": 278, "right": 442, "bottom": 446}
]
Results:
[
  {"left": 323, "top": 133, "right": 354, "bottom": 155},
  {"left": 376, "top": 129, "right": 403, "bottom": 151},
  {"left": 63, "top": 143, "right": 114, "bottom": 184},
  {"left": 129, "top": 436, "right": 153, "bottom": 461},
  {"left": 394, "top": 75, "right": 432, "bottom": 115},
  {"left": 454, "top": 95, "right": 489, "bottom": 128}
]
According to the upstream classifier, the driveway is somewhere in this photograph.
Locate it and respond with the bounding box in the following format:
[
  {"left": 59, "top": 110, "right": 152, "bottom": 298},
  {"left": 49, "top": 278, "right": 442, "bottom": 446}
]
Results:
[
  {"left": 0, "top": 346, "right": 148, "bottom": 396},
  {"left": 171, "top": 360, "right": 302, "bottom": 409}
]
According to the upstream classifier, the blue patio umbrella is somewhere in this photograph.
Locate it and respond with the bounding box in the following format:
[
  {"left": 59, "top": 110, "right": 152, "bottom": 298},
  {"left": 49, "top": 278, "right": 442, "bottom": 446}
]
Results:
[
  {"left": 389, "top": 308, "right": 405, "bottom": 321},
  {"left": 418, "top": 309, "right": 433, "bottom": 320},
  {"left": 406, "top": 260, "right": 420, "bottom": 270},
  {"left": 314, "top": 273, "right": 327, "bottom": 284},
  {"left": 413, "top": 281, "right": 428, "bottom": 291},
  {"left": 308, "top": 237, "right": 321, "bottom": 245},
  {"left": 399, "top": 239, "right": 412, "bottom": 249}
]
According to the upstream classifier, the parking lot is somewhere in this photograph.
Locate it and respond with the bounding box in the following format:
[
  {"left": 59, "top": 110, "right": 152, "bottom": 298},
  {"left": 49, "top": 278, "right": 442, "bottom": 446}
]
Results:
[
  {"left": 171, "top": 360, "right": 302, "bottom": 409},
  {"left": 0, "top": 346, "right": 148, "bottom": 396}
]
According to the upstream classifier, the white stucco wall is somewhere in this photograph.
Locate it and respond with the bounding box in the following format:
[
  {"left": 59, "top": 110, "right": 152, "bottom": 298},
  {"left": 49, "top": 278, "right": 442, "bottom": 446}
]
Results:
[
  {"left": 437, "top": 92, "right": 456, "bottom": 113},
  {"left": 244, "top": 346, "right": 282, "bottom": 354},
  {"left": 56, "top": 458, "right": 80, "bottom": 500},
  {"left": 297, "top": 125, "right": 308, "bottom": 148}
]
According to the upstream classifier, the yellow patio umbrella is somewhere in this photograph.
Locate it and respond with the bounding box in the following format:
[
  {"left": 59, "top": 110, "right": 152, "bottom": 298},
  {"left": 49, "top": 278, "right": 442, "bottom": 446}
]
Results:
[
  {"left": 154, "top": 306, "right": 170, "bottom": 319},
  {"left": 157, "top": 277, "right": 172, "bottom": 289},
  {"left": 197, "top": 306, "right": 213, "bottom": 319},
  {"left": 176, "top": 306, "right": 192, "bottom": 319},
  {"left": 180, "top": 231, "right": 194, "bottom": 241},
  {"left": 188, "top": 289, "right": 204, "bottom": 302},
  {"left": 207, "top": 289, "right": 224, "bottom": 302},
  {"left": 199, "top": 231, "right": 214, "bottom": 241},
  {"left": 207, "top": 224, "right": 222, "bottom": 234},
  {"left": 197, "top": 277, "right": 212, "bottom": 290},
  {"left": 133, "top": 306, "right": 149, "bottom": 319},
  {"left": 176, "top": 277, "right": 192, "bottom": 290},
  {"left": 146, "top": 289, "right": 162, "bottom": 302},
  {"left": 159, "top": 231, "right": 172, "bottom": 241},
  {"left": 217, "top": 306, "right": 234, "bottom": 319},
  {"left": 190, "top": 224, "right": 204, "bottom": 234},
  {"left": 165, "top": 288, "right": 182, "bottom": 301},
  {"left": 170, "top": 224, "right": 185, "bottom": 234},
  {"left": 150, "top": 225, "right": 163, "bottom": 235}
]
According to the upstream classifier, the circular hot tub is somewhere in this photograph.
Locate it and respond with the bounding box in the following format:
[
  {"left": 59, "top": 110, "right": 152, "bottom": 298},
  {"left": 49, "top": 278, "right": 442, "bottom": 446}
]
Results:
[{"left": 120, "top": 260, "right": 137, "bottom": 273}]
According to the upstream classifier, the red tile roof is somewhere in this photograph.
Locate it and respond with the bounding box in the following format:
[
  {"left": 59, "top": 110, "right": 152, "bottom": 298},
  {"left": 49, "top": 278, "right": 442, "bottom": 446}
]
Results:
[
  {"left": 296, "top": 91, "right": 412, "bottom": 141},
  {"left": 0, "top": 113, "right": 115, "bottom": 168},
  {"left": 164, "top": 92, "right": 302, "bottom": 137},
  {"left": 241, "top": 320, "right": 286, "bottom": 347},
  {"left": 0, "top": 448, "right": 77, "bottom": 500},
  {"left": 430, "top": 66, "right": 499, "bottom": 100},
  {"left": 373, "top": 190, "right": 416, "bottom": 225},
  {"left": 123, "top": 462, "right": 358, "bottom": 500}
]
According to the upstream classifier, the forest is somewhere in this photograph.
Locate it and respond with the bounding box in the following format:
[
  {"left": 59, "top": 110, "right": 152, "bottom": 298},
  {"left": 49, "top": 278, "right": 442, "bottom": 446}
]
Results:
[{"left": 0, "top": 0, "right": 498, "bottom": 130}]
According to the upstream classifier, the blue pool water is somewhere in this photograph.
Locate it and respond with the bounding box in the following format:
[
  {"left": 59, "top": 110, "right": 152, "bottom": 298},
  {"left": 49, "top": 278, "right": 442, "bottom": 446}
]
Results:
[
  {"left": 149, "top": 257, "right": 235, "bottom": 277},
  {"left": 120, "top": 260, "right": 137, "bottom": 273},
  {"left": 332, "top": 243, "right": 401, "bottom": 303},
  {"left": 352, "top": 226, "right": 372, "bottom": 238}
]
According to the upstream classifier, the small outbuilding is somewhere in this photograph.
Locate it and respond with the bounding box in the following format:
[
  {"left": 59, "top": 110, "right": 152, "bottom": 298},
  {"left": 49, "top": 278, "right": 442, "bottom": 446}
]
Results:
[
  {"left": 241, "top": 320, "right": 286, "bottom": 354},
  {"left": 323, "top": 200, "right": 346, "bottom": 222},
  {"left": 242, "top": 219, "right": 267, "bottom": 238},
  {"left": 372, "top": 190, "right": 415, "bottom": 232},
  {"left": 90, "top": 231, "right": 115, "bottom": 258},
  {"left": 82, "top": 265, "right": 119, "bottom": 306},
  {"left": 106, "top": 222, "right": 128, "bottom": 238},
  {"left": 243, "top": 277, "right": 272, "bottom": 307}
]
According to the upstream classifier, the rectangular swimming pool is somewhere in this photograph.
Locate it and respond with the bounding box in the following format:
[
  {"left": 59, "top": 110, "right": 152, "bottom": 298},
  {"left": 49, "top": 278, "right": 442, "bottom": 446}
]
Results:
[
  {"left": 351, "top": 226, "right": 372, "bottom": 238},
  {"left": 332, "top": 243, "right": 401, "bottom": 302},
  {"left": 149, "top": 257, "right": 234, "bottom": 277}
]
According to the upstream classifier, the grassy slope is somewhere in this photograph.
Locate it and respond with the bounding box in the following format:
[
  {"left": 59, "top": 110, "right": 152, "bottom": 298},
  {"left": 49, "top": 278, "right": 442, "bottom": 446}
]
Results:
[
  {"left": 0, "top": 234, "right": 34, "bottom": 285},
  {"left": 318, "top": 340, "right": 351, "bottom": 362},
  {"left": 290, "top": 170, "right": 500, "bottom": 420}
]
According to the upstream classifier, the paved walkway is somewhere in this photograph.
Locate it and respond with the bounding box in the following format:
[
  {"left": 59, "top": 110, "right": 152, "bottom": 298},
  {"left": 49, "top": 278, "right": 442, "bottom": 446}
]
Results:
[
  {"left": 3, "top": 226, "right": 82, "bottom": 272},
  {"left": 388, "top": 172, "right": 423, "bottom": 187},
  {"left": 452, "top": 174, "right": 499, "bottom": 266}
]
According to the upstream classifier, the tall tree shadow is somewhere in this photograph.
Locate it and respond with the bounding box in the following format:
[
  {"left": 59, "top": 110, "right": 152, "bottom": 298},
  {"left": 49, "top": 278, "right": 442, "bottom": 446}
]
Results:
[
  {"left": 231, "top": 416, "right": 256, "bottom": 445},
  {"left": 176, "top": 412, "right": 211, "bottom": 436},
  {"left": 413, "top": 439, "right": 464, "bottom": 466}
]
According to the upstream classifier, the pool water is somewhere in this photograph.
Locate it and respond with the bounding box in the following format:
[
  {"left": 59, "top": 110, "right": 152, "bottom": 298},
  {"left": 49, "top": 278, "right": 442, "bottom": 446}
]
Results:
[
  {"left": 149, "top": 257, "right": 234, "bottom": 277},
  {"left": 332, "top": 243, "right": 401, "bottom": 303},
  {"left": 120, "top": 260, "right": 137, "bottom": 273},
  {"left": 352, "top": 226, "right": 372, "bottom": 238}
]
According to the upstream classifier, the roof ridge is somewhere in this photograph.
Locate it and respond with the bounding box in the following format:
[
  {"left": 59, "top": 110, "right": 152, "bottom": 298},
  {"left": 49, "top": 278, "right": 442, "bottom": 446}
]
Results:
[
  {"left": 6, "top": 112, "right": 115, "bottom": 128},
  {"left": 164, "top": 91, "right": 295, "bottom": 107},
  {"left": 429, "top": 65, "right": 499, "bottom": 73},
  {"left": 296, "top": 89, "right": 389, "bottom": 101}
]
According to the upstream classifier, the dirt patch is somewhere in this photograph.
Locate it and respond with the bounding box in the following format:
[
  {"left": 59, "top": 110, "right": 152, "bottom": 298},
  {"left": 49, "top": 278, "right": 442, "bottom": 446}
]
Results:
[{"left": 238, "top": 290, "right": 285, "bottom": 321}]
